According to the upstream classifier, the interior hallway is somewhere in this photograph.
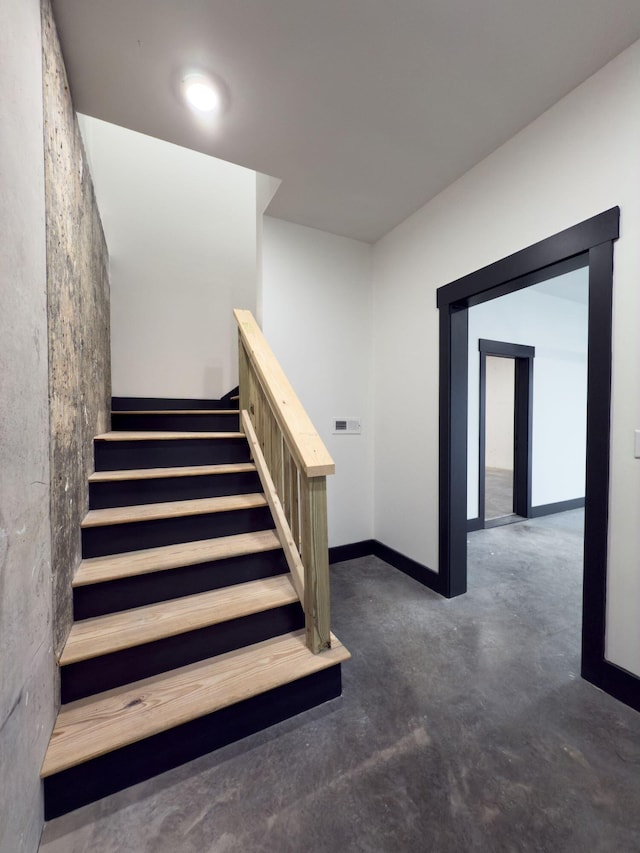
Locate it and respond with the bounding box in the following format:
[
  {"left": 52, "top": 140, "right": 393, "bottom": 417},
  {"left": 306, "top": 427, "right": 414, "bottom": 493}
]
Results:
[
  {"left": 484, "top": 467, "right": 514, "bottom": 520},
  {"left": 40, "top": 511, "right": 640, "bottom": 852}
]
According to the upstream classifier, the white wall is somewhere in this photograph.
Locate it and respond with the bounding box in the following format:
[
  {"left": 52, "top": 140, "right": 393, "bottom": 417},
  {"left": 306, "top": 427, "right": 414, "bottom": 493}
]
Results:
[
  {"left": 484, "top": 356, "right": 515, "bottom": 472},
  {"left": 261, "top": 217, "right": 374, "bottom": 548},
  {"left": 372, "top": 39, "right": 640, "bottom": 676},
  {"left": 79, "top": 115, "right": 258, "bottom": 399},
  {"left": 0, "top": 0, "right": 54, "bottom": 849},
  {"left": 467, "top": 272, "right": 588, "bottom": 518}
]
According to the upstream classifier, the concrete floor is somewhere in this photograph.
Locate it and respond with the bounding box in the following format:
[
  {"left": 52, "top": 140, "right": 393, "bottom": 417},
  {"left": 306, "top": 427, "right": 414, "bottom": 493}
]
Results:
[{"left": 40, "top": 510, "right": 640, "bottom": 852}]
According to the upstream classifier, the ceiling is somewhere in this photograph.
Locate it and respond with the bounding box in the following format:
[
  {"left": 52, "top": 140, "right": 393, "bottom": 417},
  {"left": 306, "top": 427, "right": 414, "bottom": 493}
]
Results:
[
  {"left": 532, "top": 269, "right": 589, "bottom": 305},
  {"left": 51, "top": 0, "right": 640, "bottom": 243}
]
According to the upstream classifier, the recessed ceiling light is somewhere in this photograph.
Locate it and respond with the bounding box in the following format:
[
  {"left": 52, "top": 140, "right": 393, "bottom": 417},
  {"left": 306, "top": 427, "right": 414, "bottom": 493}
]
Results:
[{"left": 182, "top": 72, "right": 221, "bottom": 113}]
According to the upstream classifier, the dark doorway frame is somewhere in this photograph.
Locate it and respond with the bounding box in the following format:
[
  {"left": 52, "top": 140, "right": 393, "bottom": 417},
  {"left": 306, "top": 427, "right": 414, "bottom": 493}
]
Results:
[
  {"left": 477, "top": 339, "right": 535, "bottom": 527},
  {"left": 436, "top": 207, "right": 640, "bottom": 712}
]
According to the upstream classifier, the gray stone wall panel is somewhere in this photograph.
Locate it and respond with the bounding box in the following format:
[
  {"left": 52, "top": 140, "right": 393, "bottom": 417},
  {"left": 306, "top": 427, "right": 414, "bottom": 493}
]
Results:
[
  {"left": 0, "top": 0, "right": 55, "bottom": 848},
  {"left": 42, "top": 0, "right": 111, "bottom": 655}
]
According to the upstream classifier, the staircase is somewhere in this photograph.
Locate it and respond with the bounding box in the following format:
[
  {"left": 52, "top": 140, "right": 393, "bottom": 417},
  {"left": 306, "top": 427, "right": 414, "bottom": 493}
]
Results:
[{"left": 41, "top": 393, "right": 349, "bottom": 819}]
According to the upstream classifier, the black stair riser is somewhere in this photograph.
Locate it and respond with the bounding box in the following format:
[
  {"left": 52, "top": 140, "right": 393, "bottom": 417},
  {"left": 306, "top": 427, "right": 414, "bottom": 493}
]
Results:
[
  {"left": 112, "top": 394, "right": 238, "bottom": 411},
  {"left": 44, "top": 664, "right": 342, "bottom": 819},
  {"left": 74, "top": 550, "right": 289, "bottom": 618},
  {"left": 89, "top": 471, "right": 262, "bottom": 509},
  {"left": 95, "top": 438, "right": 250, "bottom": 471},
  {"left": 61, "top": 602, "right": 305, "bottom": 702},
  {"left": 82, "top": 506, "right": 275, "bottom": 558},
  {"left": 111, "top": 413, "right": 240, "bottom": 432}
]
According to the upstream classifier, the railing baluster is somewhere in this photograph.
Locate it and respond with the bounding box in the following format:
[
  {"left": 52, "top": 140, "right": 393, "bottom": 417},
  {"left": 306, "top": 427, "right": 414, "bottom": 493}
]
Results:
[
  {"left": 247, "top": 360, "right": 257, "bottom": 421},
  {"left": 264, "top": 399, "right": 273, "bottom": 473},
  {"left": 272, "top": 419, "right": 283, "bottom": 501},
  {"left": 291, "top": 461, "right": 300, "bottom": 553},
  {"left": 282, "top": 444, "right": 292, "bottom": 528},
  {"left": 256, "top": 386, "right": 265, "bottom": 453},
  {"left": 238, "top": 337, "right": 250, "bottom": 419}
]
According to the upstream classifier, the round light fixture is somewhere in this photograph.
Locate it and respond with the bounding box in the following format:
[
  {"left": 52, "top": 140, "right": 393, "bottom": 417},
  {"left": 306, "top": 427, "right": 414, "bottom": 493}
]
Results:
[{"left": 182, "top": 72, "right": 221, "bottom": 113}]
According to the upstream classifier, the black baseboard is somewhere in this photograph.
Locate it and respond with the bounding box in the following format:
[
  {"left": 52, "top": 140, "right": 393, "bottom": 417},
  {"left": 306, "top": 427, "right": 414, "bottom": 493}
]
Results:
[
  {"left": 329, "top": 540, "right": 376, "bottom": 564},
  {"left": 330, "top": 539, "right": 443, "bottom": 595},
  {"left": 220, "top": 386, "right": 239, "bottom": 402},
  {"left": 45, "top": 664, "right": 342, "bottom": 819},
  {"left": 582, "top": 659, "right": 640, "bottom": 714},
  {"left": 372, "top": 541, "right": 444, "bottom": 594},
  {"left": 528, "top": 497, "right": 585, "bottom": 518},
  {"left": 466, "top": 517, "right": 484, "bottom": 532}
]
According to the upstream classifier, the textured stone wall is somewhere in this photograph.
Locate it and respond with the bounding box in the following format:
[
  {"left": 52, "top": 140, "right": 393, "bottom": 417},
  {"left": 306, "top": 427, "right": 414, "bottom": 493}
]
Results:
[
  {"left": 0, "top": 0, "right": 55, "bottom": 848},
  {"left": 42, "top": 0, "right": 111, "bottom": 655}
]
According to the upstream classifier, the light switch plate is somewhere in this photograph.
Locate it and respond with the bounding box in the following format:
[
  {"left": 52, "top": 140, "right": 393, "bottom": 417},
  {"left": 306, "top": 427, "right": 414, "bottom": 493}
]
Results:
[{"left": 635, "top": 430, "right": 640, "bottom": 458}]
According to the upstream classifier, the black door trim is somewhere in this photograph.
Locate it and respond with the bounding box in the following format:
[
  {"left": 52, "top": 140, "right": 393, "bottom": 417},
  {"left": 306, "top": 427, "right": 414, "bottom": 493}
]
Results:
[
  {"left": 436, "top": 207, "right": 640, "bottom": 713},
  {"left": 435, "top": 207, "right": 619, "bottom": 310},
  {"left": 479, "top": 339, "right": 535, "bottom": 359},
  {"left": 477, "top": 340, "right": 535, "bottom": 524}
]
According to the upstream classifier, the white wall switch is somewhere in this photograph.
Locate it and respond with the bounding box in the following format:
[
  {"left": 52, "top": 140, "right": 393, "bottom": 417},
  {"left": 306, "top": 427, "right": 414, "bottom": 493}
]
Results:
[{"left": 635, "top": 430, "right": 640, "bottom": 458}]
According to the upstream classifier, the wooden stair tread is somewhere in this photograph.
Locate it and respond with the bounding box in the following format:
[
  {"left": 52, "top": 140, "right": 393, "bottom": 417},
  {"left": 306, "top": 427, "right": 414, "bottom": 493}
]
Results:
[
  {"left": 60, "top": 575, "right": 298, "bottom": 665},
  {"left": 112, "top": 409, "right": 239, "bottom": 415},
  {"left": 42, "top": 630, "right": 349, "bottom": 777},
  {"left": 73, "top": 529, "right": 281, "bottom": 587},
  {"left": 89, "top": 462, "right": 256, "bottom": 482},
  {"left": 95, "top": 431, "right": 244, "bottom": 441},
  {"left": 82, "top": 493, "right": 267, "bottom": 528}
]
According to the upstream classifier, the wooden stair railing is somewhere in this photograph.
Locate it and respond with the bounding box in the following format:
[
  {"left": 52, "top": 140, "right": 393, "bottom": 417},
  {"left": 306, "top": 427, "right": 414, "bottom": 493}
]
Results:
[{"left": 234, "top": 309, "right": 334, "bottom": 653}]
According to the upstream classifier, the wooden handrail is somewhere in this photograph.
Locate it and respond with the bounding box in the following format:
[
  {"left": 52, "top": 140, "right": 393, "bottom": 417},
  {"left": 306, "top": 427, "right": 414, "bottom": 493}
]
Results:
[
  {"left": 234, "top": 309, "right": 333, "bottom": 653},
  {"left": 234, "top": 309, "right": 334, "bottom": 478}
]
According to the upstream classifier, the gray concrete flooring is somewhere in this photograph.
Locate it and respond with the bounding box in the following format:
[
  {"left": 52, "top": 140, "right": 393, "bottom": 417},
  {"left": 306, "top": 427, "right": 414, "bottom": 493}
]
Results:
[{"left": 40, "top": 510, "right": 640, "bottom": 853}]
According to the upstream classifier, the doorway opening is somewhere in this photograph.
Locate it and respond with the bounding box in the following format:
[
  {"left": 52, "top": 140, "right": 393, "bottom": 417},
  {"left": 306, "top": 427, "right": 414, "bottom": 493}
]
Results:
[
  {"left": 435, "top": 208, "right": 640, "bottom": 711},
  {"left": 477, "top": 339, "right": 534, "bottom": 529},
  {"left": 484, "top": 354, "right": 516, "bottom": 522}
]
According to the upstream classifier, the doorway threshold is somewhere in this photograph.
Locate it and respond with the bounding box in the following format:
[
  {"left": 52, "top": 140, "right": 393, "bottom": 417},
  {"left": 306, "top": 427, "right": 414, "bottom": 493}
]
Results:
[{"left": 484, "top": 514, "right": 526, "bottom": 530}]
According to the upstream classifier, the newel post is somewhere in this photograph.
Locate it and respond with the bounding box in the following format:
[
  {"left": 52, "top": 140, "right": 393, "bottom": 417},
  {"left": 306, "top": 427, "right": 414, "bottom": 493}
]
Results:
[{"left": 300, "top": 473, "right": 331, "bottom": 653}]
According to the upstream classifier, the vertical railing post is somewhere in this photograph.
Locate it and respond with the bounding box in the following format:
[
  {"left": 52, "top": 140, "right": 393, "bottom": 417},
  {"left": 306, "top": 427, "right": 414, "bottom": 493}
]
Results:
[{"left": 300, "top": 473, "right": 331, "bottom": 653}]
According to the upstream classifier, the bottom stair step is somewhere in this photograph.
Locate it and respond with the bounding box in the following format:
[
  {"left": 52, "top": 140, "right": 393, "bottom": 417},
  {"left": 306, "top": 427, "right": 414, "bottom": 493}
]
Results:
[{"left": 42, "top": 631, "right": 350, "bottom": 819}]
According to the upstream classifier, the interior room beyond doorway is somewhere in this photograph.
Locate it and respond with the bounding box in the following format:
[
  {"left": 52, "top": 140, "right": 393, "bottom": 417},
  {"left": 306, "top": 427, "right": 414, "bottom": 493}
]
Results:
[
  {"left": 467, "top": 268, "right": 589, "bottom": 532},
  {"left": 484, "top": 354, "right": 516, "bottom": 521}
]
